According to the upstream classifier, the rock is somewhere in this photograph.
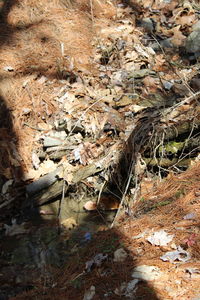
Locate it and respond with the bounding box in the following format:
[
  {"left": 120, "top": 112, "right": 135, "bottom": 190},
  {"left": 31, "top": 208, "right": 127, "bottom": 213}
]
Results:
[
  {"left": 140, "top": 18, "right": 154, "bottom": 33},
  {"left": 163, "top": 80, "right": 173, "bottom": 90},
  {"left": 185, "top": 29, "right": 200, "bottom": 53},
  {"left": 151, "top": 38, "right": 174, "bottom": 51}
]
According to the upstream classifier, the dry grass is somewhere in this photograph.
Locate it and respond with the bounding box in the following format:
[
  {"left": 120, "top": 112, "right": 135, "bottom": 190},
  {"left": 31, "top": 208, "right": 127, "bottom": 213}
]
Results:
[{"left": 0, "top": 0, "right": 116, "bottom": 174}]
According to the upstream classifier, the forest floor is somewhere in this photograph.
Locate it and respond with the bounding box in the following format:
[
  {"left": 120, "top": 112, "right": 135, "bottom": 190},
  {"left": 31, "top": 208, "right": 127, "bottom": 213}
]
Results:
[{"left": 0, "top": 0, "right": 200, "bottom": 299}]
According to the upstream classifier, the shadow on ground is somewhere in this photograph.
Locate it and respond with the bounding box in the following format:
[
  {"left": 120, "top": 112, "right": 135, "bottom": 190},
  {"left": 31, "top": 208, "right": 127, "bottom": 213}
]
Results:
[{"left": 0, "top": 1, "right": 162, "bottom": 299}]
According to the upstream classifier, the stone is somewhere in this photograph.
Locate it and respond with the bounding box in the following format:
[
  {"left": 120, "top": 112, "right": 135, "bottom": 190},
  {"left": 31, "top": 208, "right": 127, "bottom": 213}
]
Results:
[
  {"left": 185, "top": 29, "right": 200, "bottom": 53},
  {"left": 140, "top": 18, "right": 154, "bottom": 33},
  {"left": 151, "top": 38, "right": 174, "bottom": 51}
]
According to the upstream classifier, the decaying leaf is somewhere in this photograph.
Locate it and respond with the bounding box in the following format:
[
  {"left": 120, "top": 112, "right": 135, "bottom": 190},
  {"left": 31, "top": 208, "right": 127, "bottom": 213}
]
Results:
[
  {"left": 114, "top": 279, "right": 139, "bottom": 297},
  {"left": 83, "top": 286, "right": 96, "bottom": 300},
  {"left": 83, "top": 201, "right": 97, "bottom": 211},
  {"left": 147, "top": 230, "right": 174, "bottom": 246},
  {"left": 132, "top": 265, "right": 162, "bottom": 281},
  {"left": 113, "top": 248, "right": 128, "bottom": 262},
  {"left": 61, "top": 217, "right": 77, "bottom": 230},
  {"left": 183, "top": 233, "right": 197, "bottom": 247},
  {"left": 4, "top": 219, "right": 28, "bottom": 236},
  {"left": 160, "top": 246, "right": 191, "bottom": 262},
  {"left": 170, "top": 26, "right": 186, "bottom": 46},
  {"left": 85, "top": 253, "right": 108, "bottom": 273}
]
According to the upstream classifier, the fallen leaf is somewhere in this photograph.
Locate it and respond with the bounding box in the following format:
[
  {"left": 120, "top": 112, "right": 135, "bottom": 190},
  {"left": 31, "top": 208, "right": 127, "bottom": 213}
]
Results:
[
  {"left": 85, "top": 253, "right": 108, "bottom": 273},
  {"left": 98, "top": 195, "right": 119, "bottom": 210},
  {"left": 83, "top": 201, "right": 97, "bottom": 211},
  {"left": 183, "top": 233, "right": 197, "bottom": 247},
  {"left": 170, "top": 26, "right": 186, "bottom": 47},
  {"left": 61, "top": 218, "right": 77, "bottom": 230},
  {"left": 83, "top": 286, "right": 95, "bottom": 300},
  {"left": 147, "top": 230, "right": 174, "bottom": 246},
  {"left": 4, "top": 219, "right": 28, "bottom": 236},
  {"left": 1, "top": 179, "right": 13, "bottom": 194},
  {"left": 113, "top": 248, "right": 128, "bottom": 262},
  {"left": 178, "top": 14, "right": 196, "bottom": 27},
  {"left": 132, "top": 265, "right": 162, "bottom": 281},
  {"left": 183, "top": 213, "right": 196, "bottom": 220},
  {"left": 160, "top": 246, "right": 191, "bottom": 262},
  {"left": 114, "top": 279, "right": 139, "bottom": 297}
]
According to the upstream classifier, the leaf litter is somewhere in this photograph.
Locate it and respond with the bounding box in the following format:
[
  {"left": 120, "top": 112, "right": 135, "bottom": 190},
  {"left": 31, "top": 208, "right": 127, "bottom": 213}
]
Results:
[{"left": 0, "top": 0, "right": 200, "bottom": 299}]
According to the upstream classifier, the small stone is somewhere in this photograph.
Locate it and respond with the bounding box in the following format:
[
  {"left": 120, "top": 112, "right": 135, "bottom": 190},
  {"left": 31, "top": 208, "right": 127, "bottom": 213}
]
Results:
[
  {"left": 186, "top": 29, "right": 200, "bottom": 53},
  {"left": 163, "top": 81, "right": 173, "bottom": 90},
  {"left": 151, "top": 38, "right": 173, "bottom": 51},
  {"left": 140, "top": 18, "right": 154, "bottom": 33}
]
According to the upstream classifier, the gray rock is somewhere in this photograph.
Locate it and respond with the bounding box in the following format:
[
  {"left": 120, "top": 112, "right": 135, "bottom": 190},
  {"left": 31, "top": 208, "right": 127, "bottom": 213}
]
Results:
[
  {"left": 151, "top": 38, "right": 173, "bottom": 51},
  {"left": 163, "top": 81, "right": 173, "bottom": 90},
  {"left": 140, "top": 18, "right": 154, "bottom": 33},
  {"left": 186, "top": 29, "right": 200, "bottom": 53}
]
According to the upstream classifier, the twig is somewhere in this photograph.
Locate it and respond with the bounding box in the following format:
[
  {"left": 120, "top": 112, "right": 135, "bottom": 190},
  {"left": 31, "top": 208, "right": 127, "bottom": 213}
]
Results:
[
  {"left": 110, "top": 159, "right": 134, "bottom": 228},
  {"left": 97, "top": 180, "right": 106, "bottom": 206},
  {"left": 0, "top": 197, "right": 16, "bottom": 210},
  {"left": 24, "top": 122, "right": 47, "bottom": 131}
]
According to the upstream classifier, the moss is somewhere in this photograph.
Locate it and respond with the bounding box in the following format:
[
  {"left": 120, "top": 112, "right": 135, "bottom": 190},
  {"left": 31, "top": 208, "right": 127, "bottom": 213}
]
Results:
[{"left": 159, "top": 141, "right": 184, "bottom": 154}]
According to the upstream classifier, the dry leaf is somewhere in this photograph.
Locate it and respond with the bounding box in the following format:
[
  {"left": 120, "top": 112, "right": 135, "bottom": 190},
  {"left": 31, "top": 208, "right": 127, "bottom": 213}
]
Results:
[
  {"left": 61, "top": 217, "right": 77, "bottom": 230},
  {"left": 4, "top": 219, "right": 28, "bottom": 236},
  {"left": 98, "top": 195, "right": 119, "bottom": 210},
  {"left": 83, "top": 286, "right": 95, "bottom": 300},
  {"left": 147, "top": 230, "right": 174, "bottom": 246},
  {"left": 83, "top": 201, "right": 97, "bottom": 211},
  {"left": 113, "top": 248, "right": 128, "bottom": 262},
  {"left": 170, "top": 26, "right": 186, "bottom": 47},
  {"left": 178, "top": 14, "right": 196, "bottom": 27}
]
